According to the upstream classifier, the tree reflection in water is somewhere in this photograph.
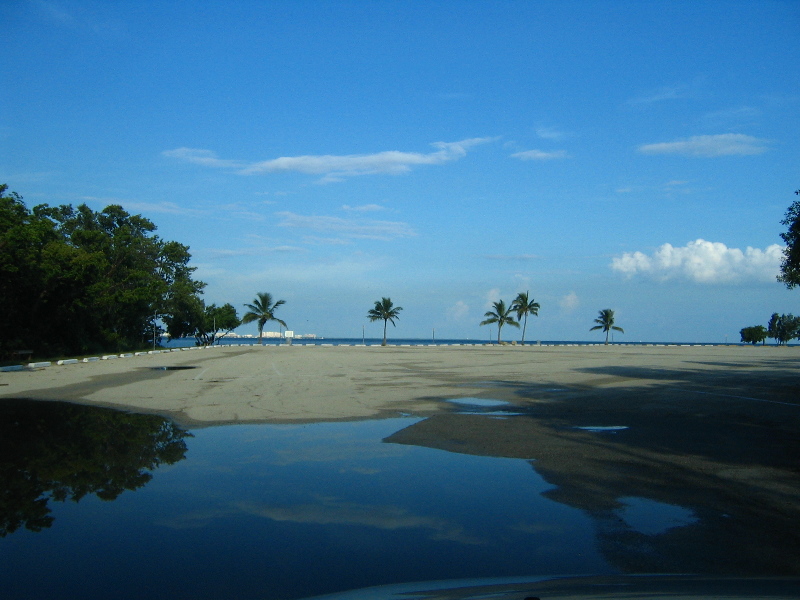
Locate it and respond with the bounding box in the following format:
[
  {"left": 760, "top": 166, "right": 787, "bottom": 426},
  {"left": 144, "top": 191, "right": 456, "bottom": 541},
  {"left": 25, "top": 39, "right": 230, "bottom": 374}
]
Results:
[{"left": 0, "top": 399, "right": 190, "bottom": 537}]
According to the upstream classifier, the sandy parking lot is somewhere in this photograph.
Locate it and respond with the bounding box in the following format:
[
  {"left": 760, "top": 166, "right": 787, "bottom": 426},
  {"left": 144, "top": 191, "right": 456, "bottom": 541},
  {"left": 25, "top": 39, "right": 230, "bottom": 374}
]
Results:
[{"left": 3, "top": 343, "right": 800, "bottom": 574}]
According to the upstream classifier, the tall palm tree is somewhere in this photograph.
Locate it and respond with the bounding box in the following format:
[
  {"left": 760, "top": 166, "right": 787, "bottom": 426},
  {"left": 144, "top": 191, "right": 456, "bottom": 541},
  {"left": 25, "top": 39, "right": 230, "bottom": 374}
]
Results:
[
  {"left": 590, "top": 308, "right": 624, "bottom": 345},
  {"left": 511, "top": 291, "right": 540, "bottom": 345},
  {"left": 367, "top": 297, "right": 403, "bottom": 346},
  {"left": 242, "top": 292, "right": 287, "bottom": 344},
  {"left": 480, "top": 299, "right": 520, "bottom": 344}
]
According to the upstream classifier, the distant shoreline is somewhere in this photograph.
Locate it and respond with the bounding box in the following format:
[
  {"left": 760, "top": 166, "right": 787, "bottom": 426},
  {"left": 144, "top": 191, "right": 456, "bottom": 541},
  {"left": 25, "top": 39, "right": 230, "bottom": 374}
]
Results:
[{"left": 163, "top": 336, "right": 796, "bottom": 348}]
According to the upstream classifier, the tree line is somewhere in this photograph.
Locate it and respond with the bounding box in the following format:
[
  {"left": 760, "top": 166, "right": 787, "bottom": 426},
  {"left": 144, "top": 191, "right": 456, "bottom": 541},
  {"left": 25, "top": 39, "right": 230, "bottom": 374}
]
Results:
[
  {"left": 0, "top": 185, "right": 237, "bottom": 357},
  {"left": 5, "top": 184, "right": 800, "bottom": 356},
  {"left": 739, "top": 189, "right": 800, "bottom": 346}
]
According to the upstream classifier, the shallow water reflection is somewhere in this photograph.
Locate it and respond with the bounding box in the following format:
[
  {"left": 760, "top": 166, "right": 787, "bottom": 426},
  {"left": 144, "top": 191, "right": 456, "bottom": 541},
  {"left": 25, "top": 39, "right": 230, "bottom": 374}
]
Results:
[
  {"left": 0, "top": 402, "right": 609, "bottom": 600},
  {"left": 0, "top": 399, "right": 190, "bottom": 537}
]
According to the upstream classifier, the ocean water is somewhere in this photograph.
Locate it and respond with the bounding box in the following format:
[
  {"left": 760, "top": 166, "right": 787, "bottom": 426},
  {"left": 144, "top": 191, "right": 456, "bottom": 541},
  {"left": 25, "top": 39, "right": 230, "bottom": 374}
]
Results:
[{"left": 163, "top": 336, "right": 742, "bottom": 349}]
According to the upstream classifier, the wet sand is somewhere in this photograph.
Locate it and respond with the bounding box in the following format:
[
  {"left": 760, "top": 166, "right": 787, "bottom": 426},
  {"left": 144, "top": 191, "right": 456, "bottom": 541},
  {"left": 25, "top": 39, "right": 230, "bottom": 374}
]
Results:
[{"left": 2, "top": 343, "right": 800, "bottom": 574}]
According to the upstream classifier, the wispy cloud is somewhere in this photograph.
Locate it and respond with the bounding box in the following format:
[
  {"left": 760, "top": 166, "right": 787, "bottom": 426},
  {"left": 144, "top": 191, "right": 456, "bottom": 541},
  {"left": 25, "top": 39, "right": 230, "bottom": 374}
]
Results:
[
  {"left": 637, "top": 134, "right": 768, "bottom": 157},
  {"left": 163, "top": 138, "right": 496, "bottom": 182},
  {"left": 511, "top": 149, "right": 569, "bottom": 161},
  {"left": 629, "top": 82, "right": 699, "bottom": 105},
  {"left": 484, "top": 254, "right": 540, "bottom": 261},
  {"left": 536, "top": 126, "right": 569, "bottom": 140},
  {"left": 559, "top": 291, "right": 580, "bottom": 312},
  {"left": 208, "top": 246, "right": 304, "bottom": 259},
  {"left": 611, "top": 239, "right": 783, "bottom": 284},
  {"left": 446, "top": 300, "right": 470, "bottom": 321},
  {"left": 276, "top": 211, "right": 416, "bottom": 241},
  {"left": 701, "top": 106, "right": 761, "bottom": 128},
  {"left": 342, "top": 203, "right": 386, "bottom": 212},
  {"left": 80, "top": 197, "right": 205, "bottom": 217},
  {"left": 161, "top": 147, "right": 245, "bottom": 169}
]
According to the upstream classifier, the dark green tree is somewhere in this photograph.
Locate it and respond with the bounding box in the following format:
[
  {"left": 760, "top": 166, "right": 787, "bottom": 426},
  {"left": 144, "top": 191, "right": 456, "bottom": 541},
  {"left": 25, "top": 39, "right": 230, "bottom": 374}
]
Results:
[
  {"left": 367, "top": 297, "right": 403, "bottom": 346},
  {"left": 242, "top": 292, "right": 287, "bottom": 344},
  {"left": 590, "top": 308, "right": 624, "bottom": 345},
  {"left": 165, "top": 299, "right": 240, "bottom": 346},
  {"left": 511, "top": 291, "right": 540, "bottom": 345},
  {"left": 778, "top": 189, "right": 800, "bottom": 288},
  {"left": 480, "top": 299, "right": 520, "bottom": 344},
  {"left": 767, "top": 313, "right": 800, "bottom": 345},
  {"left": 740, "top": 325, "right": 768, "bottom": 345},
  {"left": 0, "top": 186, "right": 205, "bottom": 356}
]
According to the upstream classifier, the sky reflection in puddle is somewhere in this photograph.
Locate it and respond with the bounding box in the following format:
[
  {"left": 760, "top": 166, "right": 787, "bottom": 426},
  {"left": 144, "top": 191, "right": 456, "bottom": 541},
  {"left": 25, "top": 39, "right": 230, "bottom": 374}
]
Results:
[
  {"left": 447, "top": 398, "right": 524, "bottom": 416},
  {"left": 448, "top": 397, "right": 509, "bottom": 407},
  {"left": 574, "top": 425, "right": 629, "bottom": 433},
  {"left": 616, "top": 497, "right": 698, "bottom": 535},
  {"left": 0, "top": 410, "right": 610, "bottom": 600}
]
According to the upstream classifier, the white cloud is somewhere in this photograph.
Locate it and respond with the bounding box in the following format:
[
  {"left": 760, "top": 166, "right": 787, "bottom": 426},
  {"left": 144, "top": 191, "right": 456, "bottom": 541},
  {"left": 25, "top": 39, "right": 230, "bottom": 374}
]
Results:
[
  {"left": 637, "top": 134, "right": 768, "bottom": 157},
  {"left": 342, "top": 204, "right": 386, "bottom": 212},
  {"left": 559, "top": 292, "right": 580, "bottom": 312},
  {"left": 511, "top": 149, "right": 569, "bottom": 161},
  {"left": 80, "top": 197, "right": 205, "bottom": 217},
  {"left": 485, "top": 288, "right": 501, "bottom": 308},
  {"left": 161, "top": 147, "right": 244, "bottom": 168},
  {"left": 164, "top": 138, "right": 496, "bottom": 182},
  {"left": 446, "top": 301, "right": 470, "bottom": 321},
  {"left": 611, "top": 239, "right": 783, "bottom": 284},
  {"left": 484, "top": 254, "right": 539, "bottom": 261},
  {"left": 209, "top": 246, "right": 304, "bottom": 259},
  {"left": 701, "top": 106, "right": 761, "bottom": 127},
  {"left": 536, "top": 127, "right": 568, "bottom": 140},
  {"left": 629, "top": 84, "right": 691, "bottom": 104},
  {"left": 276, "top": 211, "right": 416, "bottom": 241}
]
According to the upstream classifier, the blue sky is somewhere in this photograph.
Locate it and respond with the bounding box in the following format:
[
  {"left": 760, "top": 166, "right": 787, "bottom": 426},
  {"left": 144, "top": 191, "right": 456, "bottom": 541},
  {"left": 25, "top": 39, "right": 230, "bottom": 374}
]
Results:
[{"left": 3, "top": 0, "right": 799, "bottom": 342}]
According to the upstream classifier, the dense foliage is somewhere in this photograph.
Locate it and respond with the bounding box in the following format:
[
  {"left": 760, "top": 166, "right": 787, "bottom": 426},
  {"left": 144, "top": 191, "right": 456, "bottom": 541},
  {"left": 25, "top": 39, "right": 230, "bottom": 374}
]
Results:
[
  {"left": 739, "top": 325, "right": 768, "bottom": 345},
  {"left": 767, "top": 313, "right": 800, "bottom": 345},
  {"left": 590, "top": 308, "right": 624, "bottom": 345},
  {"left": 242, "top": 292, "right": 287, "bottom": 344},
  {"left": 367, "top": 297, "right": 402, "bottom": 346},
  {"left": 480, "top": 299, "right": 520, "bottom": 344},
  {"left": 778, "top": 189, "right": 800, "bottom": 288},
  {"left": 0, "top": 184, "right": 205, "bottom": 356}
]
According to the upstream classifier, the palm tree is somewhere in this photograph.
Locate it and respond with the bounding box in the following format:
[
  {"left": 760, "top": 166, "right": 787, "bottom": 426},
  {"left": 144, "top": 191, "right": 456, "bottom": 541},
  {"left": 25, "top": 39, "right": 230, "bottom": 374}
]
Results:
[
  {"left": 511, "top": 291, "right": 540, "bottom": 345},
  {"left": 242, "top": 292, "right": 287, "bottom": 344},
  {"left": 367, "top": 297, "right": 403, "bottom": 346},
  {"left": 590, "top": 308, "right": 624, "bottom": 345},
  {"left": 480, "top": 300, "right": 520, "bottom": 344}
]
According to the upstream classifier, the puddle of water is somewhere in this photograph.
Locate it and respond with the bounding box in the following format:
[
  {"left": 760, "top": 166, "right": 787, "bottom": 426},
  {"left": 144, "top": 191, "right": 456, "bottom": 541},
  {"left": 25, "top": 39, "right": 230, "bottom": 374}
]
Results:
[
  {"left": 616, "top": 496, "right": 698, "bottom": 535},
  {"left": 574, "top": 426, "right": 629, "bottom": 433},
  {"left": 448, "top": 398, "right": 509, "bottom": 407},
  {"left": 0, "top": 401, "right": 609, "bottom": 600}
]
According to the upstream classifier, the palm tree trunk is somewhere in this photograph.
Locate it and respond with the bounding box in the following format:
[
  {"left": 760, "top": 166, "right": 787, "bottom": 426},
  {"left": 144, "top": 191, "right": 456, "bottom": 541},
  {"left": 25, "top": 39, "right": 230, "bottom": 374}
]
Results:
[
  {"left": 522, "top": 314, "right": 528, "bottom": 345},
  {"left": 497, "top": 325, "right": 502, "bottom": 344},
  {"left": 382, "top": 320, "right": 388, "bottom": 346},
  {"left": 605, "top": 329, "right": 609, "bottom": 345}
]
